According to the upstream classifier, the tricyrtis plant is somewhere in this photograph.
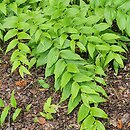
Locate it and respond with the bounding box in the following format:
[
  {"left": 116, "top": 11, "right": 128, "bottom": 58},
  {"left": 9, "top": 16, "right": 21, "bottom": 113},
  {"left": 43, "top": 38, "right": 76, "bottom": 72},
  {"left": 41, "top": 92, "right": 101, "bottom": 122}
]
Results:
[
  {"left": 0, "top": 0, "right": 130, "bottom": 129},
  {"left": 0, "top": 90, "right": 21, "bottom": 126}
]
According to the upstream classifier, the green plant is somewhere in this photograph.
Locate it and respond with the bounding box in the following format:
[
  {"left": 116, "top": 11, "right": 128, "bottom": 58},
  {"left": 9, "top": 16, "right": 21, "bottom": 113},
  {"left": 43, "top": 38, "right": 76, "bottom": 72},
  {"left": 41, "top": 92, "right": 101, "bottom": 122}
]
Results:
[
  {"left": 0, "top": 0, "right": 130, "bottom": 129},
  {"left": 40, "top": 97, "right": 57, "bottom": 120},
  {"left": 38, "top": 79, "right": 49, "bottom": 89},
  {"left": 0, "top": 90, "right": 21, "bottom": 126}
]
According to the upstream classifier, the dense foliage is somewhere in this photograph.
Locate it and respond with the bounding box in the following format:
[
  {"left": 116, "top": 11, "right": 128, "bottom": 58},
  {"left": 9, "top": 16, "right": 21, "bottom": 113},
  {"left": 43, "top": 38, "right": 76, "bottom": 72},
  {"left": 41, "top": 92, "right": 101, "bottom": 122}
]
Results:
[{"left": 0, "top": 0, "right": 130, "bottom": 129}]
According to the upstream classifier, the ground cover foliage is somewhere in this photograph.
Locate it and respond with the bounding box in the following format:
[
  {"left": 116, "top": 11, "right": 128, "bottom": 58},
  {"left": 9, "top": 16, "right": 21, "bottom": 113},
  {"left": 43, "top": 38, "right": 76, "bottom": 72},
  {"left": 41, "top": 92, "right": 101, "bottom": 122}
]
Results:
[{"left": 0, "top": 0, "right": 130, "bottom": 129}]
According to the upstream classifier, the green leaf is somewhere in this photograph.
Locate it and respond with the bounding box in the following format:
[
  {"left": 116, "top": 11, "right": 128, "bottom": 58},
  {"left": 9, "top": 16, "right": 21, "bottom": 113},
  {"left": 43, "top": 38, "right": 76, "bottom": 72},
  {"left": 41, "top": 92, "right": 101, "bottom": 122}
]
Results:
[
  {"left": 16, "top": 0, "right": 27, "bottom": 5},
  {"left": 0, "top": 98, "right": 4, "bottom": 107},
  {"left": 19, "top": 65, "right": 31, "bottom": 78},
  {"left": 116, "top": 10, "right": 126, "bottom": 31},
  {"left": 67, "top": 63, "right": 79, "bottom": 73},
  {"left": 101, "top": 33, "right": 120, "bottom": 41},
  {"left": 78, "top": 104, "right": 90, "bottom": 123},
  {"left": 35, "top": 29, "right": 42, "bottom": 42},
  {"left": 94, "top": 23, "right": 110, "bottom": 32},
  {"left": 76, "top": 42, "right": 86, "bottom": 51},
  {"left": 6, "top": 39, "right": 19, "bottom": 53},
  {"left": 18, "top": 32, "right": 31, "bottom": 39},
  {"left": 70, "top": 40, "right": 75, "bottom": 52},
  {"left": 73, "top": 73, "right": 93, "bottom": 82},
  {"left": 12, "top": 108, "right": 21, "bottom": 121},
  {"left": 54, "top": 59, "right": 66, "bottom": 80},
  {"left": 126, "top": 16, "right": 130, "bottom": 36},
  {"left": 10, "top": 2, "right": 17, "bottom": 14},
  {"left": 26, "top": 104, "right": 32, "bottom": 112},
  {"left": 29, "top": 57, "right": 36, "bottom": 69},
  {"left": 95, "top": 66, "right": 106, "bottom": 76},
  {"left": 60, "top": 50, "right": 82, "bottom": 60},
  {"left": 47, "top": 48, "right": 59, "bottom": 68},
  {"left": 4, "top": 29, "right": 18, "bottom": 42},
  {"left": 111, "top": 45, "right": 125, "bottom": 52},
  {"left": 95, "top": 77, "right": 106, "bottom": 85},
  {"left": 38, "top": 79, "right": 49, "bottom": 89},
  {"left": 86, "top": 15, "right": 101, "bottom": 25},
  {"left": 81, "top": 86, "right": 98, "bottom": 95},
  {"left": 0, "top": 2, "right": 6, "bottom": 15},
  {"left": 60, "top": 82, "right": 71, "bottom": 102},
  {"left": 114, "top": 53, "right": 124, "bottom": 67},
  {"left": 95, "top": 120, "right": 106, "bottom": 130},
  {"left": 90, "top": 107, "right": 108, "bottom": 118},
  {"left": 96, "top": 45, "right": 110, "bottom": 51},
  {"left": 10, "top": 90, "right": 17, "bottom": 108},
  {"left": 61, "top": 71, "right": 72, "bottom": 88},
  {"left": 68, "top": 94, "right": 81, "bottom": 114},
  {"left": 87, "top": 43, "right": 95, "bottom": 58},
  {"left": 60, "top": 33, "right": 68, "bottom": 47},
  {"left": 18, "top": 43, "right": 31, "bottom": 53},
  {"left": 45, "top": 64, "right": 54, "bottom": 78},
  {"left": 81, "top": 93, "right": 90, "bottom": 108},
  {"left": 11, "top": 60, "right": 21, "bottom": 73},
  {"left": 0, "top": 106, "right": 10, "bottom": 125},
  {"left": 104, "top": 51, "right": 114, "bottom": 66},
  {"left": 71, "top": 82, "right": 80, "bottom": 101},
  {"left": 104, "top": 6, "right": 112, "bottom": 25},
  {"left": 81, "top": 115, "right": 95, "bottom": 129}
]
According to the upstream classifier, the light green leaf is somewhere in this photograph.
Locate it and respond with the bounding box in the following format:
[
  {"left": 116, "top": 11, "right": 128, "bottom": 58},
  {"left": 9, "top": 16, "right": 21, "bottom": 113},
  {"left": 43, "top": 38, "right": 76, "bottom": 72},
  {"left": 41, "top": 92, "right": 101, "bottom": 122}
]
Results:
[
  {"left": 38, "top": 79, "right": 49, "bottom": 89},
  {"left": 67, "top": 63, "right": 79, "bottom": 73},
  {"left": 45, "top": 64, "right": 55, "bottom": 78},
  {"left": 10, "top": 2, "right": 17, "bottom": 14},
  {"left": 61, "top": 71, "right": 72, "bottom": 88},
  {"left": 87, "top": 43, "right": 95, "bottom": 58},
  {"left": 12, "top": 108, "right": 21, "bottom": 121},
  {"left": 16, "top": 0, "right": 27, "bottom": 5},
  {"left": 81, "top": 93, "right": 90, "bottom": 108},
  {"left": 81, "top": 86, "right": 98, "bottom": 95},
  {"left": 19, "top": 65, "right": 31, "bottom": 78},
  {"left": 71, "top": 82, "right": 80, "bottom": 101},
  {"left": 116, "top": 10, "right": 126, "bottom": 31},
  {"left": 95, "top": 77, "right": 106, "bottom": 85},
  {"left": 104, "top": 51, "right": 114, "bottom": 66},
  {"left": 95, "top": 120, "right": 106, "bottom": 130},
  {"left": 60, "top": 33, "right": 67, "bottom": 47},
  {"left": 70, "top": 40, "right": 75, "bottom": 52},
  {"left": 104, "top": 6, "right": 112, "bottom": 25},
  {"left": 26, "top": 104, "right": 32, "bottom": 112},
  {"left": 35, "top": 29, "right": 42, "bottom": 42},
  {"left": 126, "top": 16, "right": 130, "bottom": 36},
  {"left": 29, "top": 57, "right": 36, "bottom": 69},
  {"left": 111, "top": 45, "right": 125, "bottom": 52},
  {"left": 0, "top": 98, "right": 4, "bottom": 107},
  {"left": 60, "top": 82, "right": 71, "bottom": 103},
  {"left": 101, "top": 33, "right": 120, "bottom": 41},
  {"left": 4, "top": 29, "right": 18, "bottom": 41},
  {"left": 94, "top": 23, "right": 110, "bottom": 32},
  {"left": 54, "top": 59, "right": 66, "bottom": 80},
  {"left": 47, "top": 48, "right": 59, "bottom": 68},
  {"left": 19, "top": 55, "right": 30, "bottom": 66},
  {"left": 60, "top": 50, "right": 82, "bottom": 60},
  {"left": 73, "top": 73, "right": 93, "bottom": 82},
  {"left": 18, "top": 43, "right": 31, "bottom": 53},
  {"left": 78, "top": 104, "right": 90, "bottom": 123},
  {"left": 81, "top": 115, "right": 95, "bottom": 129},
  {"left": 114, "top": 53, "right": 124, "bottom": 67},
  {"left": 18, "top": 32, "right": 31, "bottom": 39},
  {"left": 11, "top": 60, "right": 21, "bottom": 73},
  {"left": 90, "top": 107, "right": 108, "bottom": 118},
  {"left": 0, "top": 2, "right": 6, "bottom": 15},
  {"left": 76, "top": 42, "right": 86, "bottom": 51},
  {"left": 86, "top": 15, "right": 101, "bottom": 25},
  {"left": 96, "top": 45, "right": 110, "bottom": 51},
  {"left": 6, "top": 39, "right": 19, "bottom": 53},
  {"left": 0, "top": 106, "right": 10, "bottom": 125},
  {"left": 95, "top": 66, "right": 106, "bottom": 76},
  {"left": 68, "top": 94, "right": 81, "bottom": 114},
  {"left": 10, "top": 90, "right": 17, "bottom": 108}
]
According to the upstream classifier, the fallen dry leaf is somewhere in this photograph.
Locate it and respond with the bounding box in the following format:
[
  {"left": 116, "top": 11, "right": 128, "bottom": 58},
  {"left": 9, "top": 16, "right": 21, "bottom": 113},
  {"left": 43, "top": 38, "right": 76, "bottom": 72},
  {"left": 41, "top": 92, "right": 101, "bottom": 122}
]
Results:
[
  {"left": 117, "top": 119, "right": 123, "bottom": 129},
  {"left": 15, "top": 80, "right": 27, "bottom": 87},
  {"left": 0, "top": 80, "right": 2, "bottom": 88},
  {"left": 37, "top": 117, "right": 46, "bottom": 125},
  {"left": 128, "top": 122, "right": 130, "bottom": 127}
]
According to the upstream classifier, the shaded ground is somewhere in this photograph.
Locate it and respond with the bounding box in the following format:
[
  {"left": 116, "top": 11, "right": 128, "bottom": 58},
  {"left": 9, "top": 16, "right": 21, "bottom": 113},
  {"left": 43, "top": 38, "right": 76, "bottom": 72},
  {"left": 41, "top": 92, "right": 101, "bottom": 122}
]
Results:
[{"left": 0, "top": 46, "right": 130, "bottom": 130}]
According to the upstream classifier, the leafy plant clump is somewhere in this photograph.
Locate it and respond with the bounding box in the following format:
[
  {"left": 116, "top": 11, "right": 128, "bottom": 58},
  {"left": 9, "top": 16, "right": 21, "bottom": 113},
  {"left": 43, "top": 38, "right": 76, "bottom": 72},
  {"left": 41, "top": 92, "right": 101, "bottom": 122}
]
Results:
[{"left": 0, "top": 0, "right": 130, "bottom": 129}]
